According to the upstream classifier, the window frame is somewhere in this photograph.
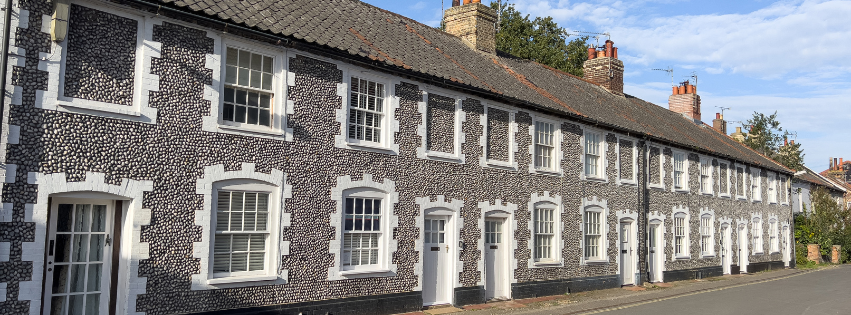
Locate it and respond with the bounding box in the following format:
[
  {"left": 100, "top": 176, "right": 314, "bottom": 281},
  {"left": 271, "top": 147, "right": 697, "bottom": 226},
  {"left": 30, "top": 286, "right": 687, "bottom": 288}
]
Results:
[
  {"left": 672, "top": 210, "right": 690, "bottom": 259},
  {"left": 672, "top": 151, "right": 688, "bottom": 192},
  {"left": 699, "top": 157, "right": 713, "bottom": 195},
  {"left": 699, "top": 212, "right": 715, "bottom": 257},
  {"left": 581, "top": 204, "right": 609, "bottom": 264},
  {"left": 345, "top": 75, "right": 390, "bottom": 146},
  {"left": 54, "top": 1, "right": 150, "bottom": 118},
  {"left": 529, "top": 115, "right": 562, "bottom": 176},
  {"left": 208, "top": 179, "right": 282, "bottom": 284},
  {"left": 216, "top": 35, "right": 288, "bottom": 137},
  {"left": 751, "top": 168, "right": 762, "bottom": 202},
  {"left": 769, "top": 218, "right": 779, "bottom": 253},
  {"left": 752, "top": 215, "right": 764, "bottom": 255},
  {"left": 617, "top": 136, "right": 639, "bottom": 185},
  {"left": 533, "top": 203, "right": 558, "bottom": 263},
  {"left": 718, "top": 162, "right": 731, "bottom": 198},
  {"left": 780, "top": 175, "right": 789, "bottom": 205},
  {"left": 417, "top": 87, "right": 464, "bottom": 163},
  {"left": 767, "top": 172, "right": 778, "bottom": 204},
  {"left": 582, "top": 129, "right": 606, "bottom": 181},
  {"left": 480, "top": 102, "right": 519, "bottom": 170},
  {"left": 340, "top": 188, "right": 390, "bottom": 273},
  {"left": 735, "top": 164, "right": 747, "bottom": 200},
  {"left": 647, "top": 145, "right": 665, "bottom": 190}
]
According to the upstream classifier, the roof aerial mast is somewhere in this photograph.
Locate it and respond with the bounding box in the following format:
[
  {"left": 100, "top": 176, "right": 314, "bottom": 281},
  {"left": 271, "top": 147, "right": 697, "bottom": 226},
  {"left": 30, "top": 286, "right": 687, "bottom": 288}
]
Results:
[{"left": 652, "top": 67, "right": 674, "bottom": 87}]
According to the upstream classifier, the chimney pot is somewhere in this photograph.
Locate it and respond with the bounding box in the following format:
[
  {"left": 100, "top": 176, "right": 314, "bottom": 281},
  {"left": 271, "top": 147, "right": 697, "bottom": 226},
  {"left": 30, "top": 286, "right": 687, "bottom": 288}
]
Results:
[
  {"left": 672, "top": 86, "right": 678, "bottom": 95},
  {"left": 613, "top": 47, "right": 618, "bottom": 59},
  {"left": 452, "top": 0, "right": 460, "bottom": 6},
  {"left": 463, "top": 0, "right": 471, "bottom": 4},
  {"left": 596, "top": 50, "right": 606, "bottom": 58},
  {"left": 791, "top": 140, "right": 794, "bottom": 145},
  {"left": 835, "top": 158, "right": 839, "bottom": 170},
  {"left": 678, "top": 86, "right": 686, "bottom": 94},
  {"left": 583, "top": 41, "right": 624, "bottom": 95},
  {"left": 716, "top": 113, "right": 721, "bottom": 119},
  {"left": 605, "top": 40, "right": 614, "bottom": 58},
  {"left": 841, "top": 158, "right": 844, "bottom": 167},
  {"left": 686, "top": 84, "right": 695, "bottom": 94},
  {"left": 472, "top": 0, "right": 481, "bottom": 3},
  {"left": 588, "top": 47, "right": 596, "bottom": 60}
]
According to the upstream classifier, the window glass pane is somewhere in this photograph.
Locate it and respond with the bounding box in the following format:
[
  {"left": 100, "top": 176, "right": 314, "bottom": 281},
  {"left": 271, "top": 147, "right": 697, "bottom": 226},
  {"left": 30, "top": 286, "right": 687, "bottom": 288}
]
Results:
[
  {"left": 57, "top": 204, "right": 73, "bottom": 232},
  {"left": 225, "top": 65, "right": 237, "bottom": 84},
  {"left": 226, "top": 47, "right": 239, "bottom": 66},
  {"left": 263, "top": 56, "right": 273, "bottom": 73}
]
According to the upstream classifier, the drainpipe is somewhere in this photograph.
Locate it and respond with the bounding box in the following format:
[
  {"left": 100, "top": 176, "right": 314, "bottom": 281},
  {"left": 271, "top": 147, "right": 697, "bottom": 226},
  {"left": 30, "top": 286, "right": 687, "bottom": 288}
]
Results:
[
  {"left": 0, "top": 0, "right": 13, "bottom": 121},
  {"left": 640, "top": 138, "right": 649, "bottom": 284}
]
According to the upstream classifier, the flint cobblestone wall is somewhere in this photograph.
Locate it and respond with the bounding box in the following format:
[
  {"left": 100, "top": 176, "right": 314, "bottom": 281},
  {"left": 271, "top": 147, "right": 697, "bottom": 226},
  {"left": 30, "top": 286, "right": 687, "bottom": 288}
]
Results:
[{"left": 0, "top": 3, "right": 791, "bottom": 315}]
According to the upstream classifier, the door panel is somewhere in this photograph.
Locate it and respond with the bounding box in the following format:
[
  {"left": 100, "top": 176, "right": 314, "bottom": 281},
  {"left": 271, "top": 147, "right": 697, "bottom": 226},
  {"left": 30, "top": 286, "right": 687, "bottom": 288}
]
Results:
[
  {"left": 484, "top": 219, "right": 506, "bottom": 300},
  {"left": 44, "top": 200, "right": 114, "bottom": 315},
  {"left": 648, "top": 223, "right": 659, "bottom": 282},
  {"left": 423, "top": 216, "right": 449, "bottom": 305},
  {"left": 619, "top": 222, "right": 633, "bottom": 285}
]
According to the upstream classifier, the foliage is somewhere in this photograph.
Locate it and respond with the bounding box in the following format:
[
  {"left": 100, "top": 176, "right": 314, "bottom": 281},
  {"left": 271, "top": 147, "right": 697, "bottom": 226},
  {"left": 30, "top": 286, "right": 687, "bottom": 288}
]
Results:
[
  {"left": 794, "top": 186, "right": 851, "bottom": 263},
  {"left": 742, "top": 111, "right": 804, "bottom": 171},
  {"left": 490, "top": 2, "right": 589, "bottom": 76}
]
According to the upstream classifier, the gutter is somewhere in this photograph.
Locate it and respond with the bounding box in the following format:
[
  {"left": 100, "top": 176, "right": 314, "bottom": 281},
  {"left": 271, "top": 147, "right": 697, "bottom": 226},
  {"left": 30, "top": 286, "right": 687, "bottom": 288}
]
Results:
[
  {"left": 120, "top": 0, "right": 791, "bottom": 175},
  {"left": 0, "top": 0, "right": 13, "bottom": 121}
]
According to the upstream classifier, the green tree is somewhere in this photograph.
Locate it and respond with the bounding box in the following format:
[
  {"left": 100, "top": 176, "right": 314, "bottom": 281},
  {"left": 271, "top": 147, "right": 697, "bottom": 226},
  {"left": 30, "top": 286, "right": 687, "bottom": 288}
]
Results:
[
  {"left": 490, "top": 3, "right": 589, "bottom": 76},
  {"left": 795, "top": 186, "right": 851, "bottom": 262},
  {"left": 742, "top": 111, "right": 804, "bottom": 171}
]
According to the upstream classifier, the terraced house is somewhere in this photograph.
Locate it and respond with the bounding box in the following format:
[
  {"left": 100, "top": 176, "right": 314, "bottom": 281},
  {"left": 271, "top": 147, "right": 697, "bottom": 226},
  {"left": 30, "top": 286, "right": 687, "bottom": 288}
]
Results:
[{"left": 0, "top": 0, "right": 795, "bottom": 314}]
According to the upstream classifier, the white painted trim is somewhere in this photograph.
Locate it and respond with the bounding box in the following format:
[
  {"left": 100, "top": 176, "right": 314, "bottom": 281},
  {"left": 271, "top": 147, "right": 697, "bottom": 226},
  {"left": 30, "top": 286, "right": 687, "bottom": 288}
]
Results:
[
  {"left": 416, "top": 85, "right": 466, "bottom": 163},
  {"left": 580, "top": 197, "right": 609, "bottom": 265},
  {"left": 646, "top": 144, "right": 664, "bottom": 190},
  {"left": 751, "top": 167, "right": 763, "bottom": 202},
  {"left": 334, "top": 69, "right": 400, "bottom": 155},
  {"left": 328, "top": 174, "right": 399, "bottom": 280},
  {"left": 670, "top": 150, "right": 689, "bottom": 193},
  {"left": 191, "top": 163, "right": 290, "bottom": 290},
  {"left": 698, "top": 208, "right": 716, "bottom": 257},
  {"left": 527, "top": 113, "right": 563, "bottom": 176},
  {"left": 45, "top": 0, "right": 160, "bottom": 124},
  {"left": 414, "top": 196, "right": 464, "bottom": 291},
  {"left": 768, "top": 214, "right": 780, "bottom": 254},
  {"left": 647, "top": 211, "right": 666, "bottom": 282},
  {"left": 579, "top": 126, "right": 608, "bottom": 182},
  {"left": 734, "top": 163, "right": 748, "bottom": 200},
  {"left": 24, "top": 172, "right": 153, "bottom": 315},
  {"left": 698, "top": 156, "right": 714, "bottom": 195},
  {"left": 670, "top": 205, "right": 690, "bottom": 260},
  {"left": 615, "top": 209, "right": 638, "bottom": 285},
  {"left": 718, "top": 160, "right": 732, "bottom": 198},
  {"left": 750, "top": 212, "right": 764, "bottom": 255},
  {"left": 736, "top": 218, "right": 750, "bottom": 272},
  {"left": 526, "top": 192, "right": 563, "bottom": 267},
  {"left": 478, "top": 101, "right": 519, "bottom": 170},
  {"left": 615, "top": 136, "right": 638, "bottom": 185},
  {"left": 478, "top": 200, "right": 518, "bottom": 285}
]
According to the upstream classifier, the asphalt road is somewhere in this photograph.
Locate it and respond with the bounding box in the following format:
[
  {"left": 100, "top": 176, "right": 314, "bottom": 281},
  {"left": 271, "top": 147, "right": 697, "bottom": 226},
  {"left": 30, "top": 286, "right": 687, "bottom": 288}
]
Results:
[{"left": 599, "top": 265, "right": 851, "bottom": 315}]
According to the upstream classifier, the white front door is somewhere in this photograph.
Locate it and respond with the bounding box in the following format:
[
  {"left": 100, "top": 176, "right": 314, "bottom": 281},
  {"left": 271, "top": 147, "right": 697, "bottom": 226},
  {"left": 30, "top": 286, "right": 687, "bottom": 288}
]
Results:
[
  {"left": 782, "top": 226, "right": 790, "bottom": 267},
  {"left": 619, "top": 221, "right": 634, "bottom": 285},
  {"left": 648, "top": 222, "right": 661, "bottom": 282},
  {"left": 44, "top": 199, "right": 115, "bottom": 315},
  {"left": 720, "top": 224, "right": 731, "bottom": 274},
  {"left": 484, "top": 219, "right": 507, "bottom": 300},
  {"left": 423, "top": 216, "right": 450, "bottom": 306},
  {"left": 738, "top": 224, "right": 748, "bottom": 273}
]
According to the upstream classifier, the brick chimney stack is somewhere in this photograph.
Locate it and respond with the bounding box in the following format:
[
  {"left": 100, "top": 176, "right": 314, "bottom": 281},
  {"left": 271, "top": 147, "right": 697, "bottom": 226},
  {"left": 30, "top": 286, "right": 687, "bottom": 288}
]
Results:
[
  {"left": 712, "top": 113, "right": 727, "bottom": 134},
  {"left": 668, "top": 80, "right": 701, "bottom": 121},
  {"left": 443, "top": 0, "right": 496, "bottom": 54},
  {"left": 583, "top": 40, "right": 624, "bottom": 96}
]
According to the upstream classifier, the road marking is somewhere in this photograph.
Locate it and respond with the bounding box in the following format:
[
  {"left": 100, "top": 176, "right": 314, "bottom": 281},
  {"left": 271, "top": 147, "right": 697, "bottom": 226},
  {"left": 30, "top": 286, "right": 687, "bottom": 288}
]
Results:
[{"left": 567, "top": 268, "right": 826, "bottom": 315}]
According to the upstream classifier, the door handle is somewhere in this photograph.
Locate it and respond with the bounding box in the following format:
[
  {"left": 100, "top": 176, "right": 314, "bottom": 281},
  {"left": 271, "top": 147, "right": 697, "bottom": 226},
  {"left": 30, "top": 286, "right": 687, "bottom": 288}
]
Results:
[{"left": 445, "top": 245, "right": 449, "bottom": 253}]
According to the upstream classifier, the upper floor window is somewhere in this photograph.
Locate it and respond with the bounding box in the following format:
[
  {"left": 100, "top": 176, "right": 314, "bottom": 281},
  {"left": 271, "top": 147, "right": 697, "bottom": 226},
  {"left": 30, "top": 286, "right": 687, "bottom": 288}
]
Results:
[
  {"left": 700, "top": 159, "right": 711, "bottom": 194},
  {"left": 533, "top": 205, "right": 556, "bottom": 262},
  {"left": 223, "top": 48, "right": 275, "bottom": 127},
  {"left": 342, "top": 196, "right": 383, "bottom": 269},
  {"left": 213, "top": 191, "right": 271, "bottom": 277},
  {"left": 752, "top": 217, "right": 763, "bottom": 254},
  {"left": 534, "top": 121, "right": 556, "bottom": 171},
  {"left": 751, "top": 169, "right": 762, "bottom": 201},
  {"left": 737, "top": 167, "right": 746, "bottom": 198},
  {"left": 583, "top": 208, "right": 603, "bottom": 260},
  {"left": 768, "top": 173, "right": 777, "bottom": 203},
  {"left": 674, "top": 214, "right": 687, "bottom": 257},
  {"left": 719, "top": 163, "right": 730, "bottom": 196},
  {"left": 673, "top": 153, "right": 686, "bottom": 190},
  {"left": 584, "top": 131, "right": 603, "bottom": 178},
  {"left": 348, "top": 77, "right": 385, "bottom": 143}
]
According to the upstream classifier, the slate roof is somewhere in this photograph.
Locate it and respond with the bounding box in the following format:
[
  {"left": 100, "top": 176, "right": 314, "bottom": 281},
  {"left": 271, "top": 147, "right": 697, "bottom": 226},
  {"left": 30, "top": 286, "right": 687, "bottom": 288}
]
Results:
[
  {"left": 796, "top": 167, "right": 846, "bottom": 193},
  {"left": 151, "top": 0, "right": 792, "bottom": 173}
]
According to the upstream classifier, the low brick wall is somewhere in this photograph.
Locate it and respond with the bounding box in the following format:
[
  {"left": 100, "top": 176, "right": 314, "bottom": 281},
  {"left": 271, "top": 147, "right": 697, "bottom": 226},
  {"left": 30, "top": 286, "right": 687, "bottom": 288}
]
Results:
[{"left": 808, "top": 244, "right": 821, "bottom": 263}]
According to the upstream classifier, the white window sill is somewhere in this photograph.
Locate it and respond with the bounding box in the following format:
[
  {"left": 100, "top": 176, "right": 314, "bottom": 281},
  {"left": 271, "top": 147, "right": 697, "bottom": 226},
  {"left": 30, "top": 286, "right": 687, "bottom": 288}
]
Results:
[
  {"left": 674, "top": 255, "right": 690, "bottom": 260},
  {"left": 533, "top": 261, "right": 563, "bottom": 267},
  {"left": 719, "top": 193, "right": 731, "bottom": 199},
  {"left": 218, "top": 124, "right": 284, "bottom": 137},
  {"left": 346, "top": 141, "right": 396, "bottom": 154},
  {"left": 583, "top": 259, "right": 608, "bottom": 265},
  {"left": 770, "top": 251, "right": 780, "bottom": 255},
  {"left": 701, "top": 191, "right": 714, "bottom": 196},
  {"left": 648, "top": 184, "right": 665, "bottom": 190},
  {"left": 701, "top": 254, "right": 716, "bottom": 258},
  {"left": 58, "top": 100, "right": 141, "bottom": 117},
  {"left": 752, "top": 200, "right": 762, "bottom": 203},
  {"left": 583, "top": 176, "right": 606, "bottom": 183},
  {"left": 619, "top": 180, "right": 637, "bottom": 186},
  {"left": 339, "top": 269, "right": 393, "bottom": 277},
  {"left": 532, "top": 168, "right": 562, "bottom": 177},
  {"left": 673, "top": 188, "right": 689, "bottom": 193},
  {"left": 753, "top": 251, "right": 764, "bottom": 255},
  {"left": 206, "top": 274, "right": 277, "bottom": 285},
  {"left": 486, "top": 160, "right": 517, "bottom": 171},
  {"left": 425, "top": 151, "right": 462, "bottom": 163},
  {"left": 736, "top": 196, "right": 747, "bottom": 200}
]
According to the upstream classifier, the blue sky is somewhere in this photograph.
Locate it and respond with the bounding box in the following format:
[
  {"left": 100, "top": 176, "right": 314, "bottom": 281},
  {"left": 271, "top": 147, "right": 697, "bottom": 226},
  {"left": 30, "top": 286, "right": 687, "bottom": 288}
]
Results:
[{"left": 362, "top": 0, "right": 851, "bottom": 172}]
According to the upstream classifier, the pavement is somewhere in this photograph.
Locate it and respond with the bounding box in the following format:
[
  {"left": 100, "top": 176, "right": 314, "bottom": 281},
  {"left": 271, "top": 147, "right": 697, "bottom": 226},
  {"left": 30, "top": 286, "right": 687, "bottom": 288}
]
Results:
[{"left": 400, "top": 265, "right": 841, "bottom": 315}]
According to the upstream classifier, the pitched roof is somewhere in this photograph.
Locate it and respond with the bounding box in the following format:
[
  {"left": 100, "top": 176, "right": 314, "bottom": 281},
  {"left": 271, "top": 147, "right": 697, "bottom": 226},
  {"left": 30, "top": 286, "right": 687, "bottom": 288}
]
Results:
[
  {"left": 796, "top": 166, "right": 847, "bottom": 192},
  {"left": 150, "top": 0, "right": 791, "bottom": 173}
]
